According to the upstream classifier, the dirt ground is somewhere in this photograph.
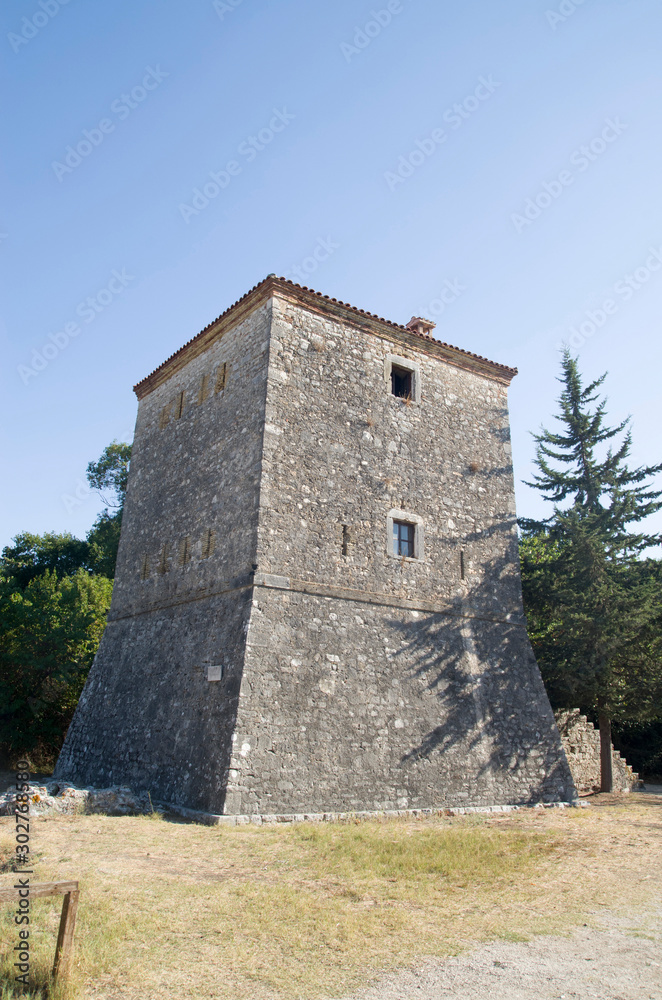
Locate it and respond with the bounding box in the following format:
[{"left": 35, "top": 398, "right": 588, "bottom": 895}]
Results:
[
  {"left": 344, "top": 907, "right": 662, "bottom": 1000},
  {"left": 0, "top": 783, "right": 660, "bottom": 1000},
  {"left": 348, "top": 789, "right": 662, "bottom": 1000}
]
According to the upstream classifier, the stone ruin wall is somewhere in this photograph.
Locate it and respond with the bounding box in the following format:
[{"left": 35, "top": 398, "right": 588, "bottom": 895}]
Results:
[{"left": 555, "top": 710, "right": 639, "bottom": 794}]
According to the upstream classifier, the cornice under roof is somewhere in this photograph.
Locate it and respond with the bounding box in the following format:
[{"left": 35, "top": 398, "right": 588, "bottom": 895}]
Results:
[{"left": 133, "top": 275, "right": 517, "bottom": 399}]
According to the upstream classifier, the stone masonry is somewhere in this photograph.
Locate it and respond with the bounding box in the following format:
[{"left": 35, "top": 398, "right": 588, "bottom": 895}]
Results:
[
  {"left": 56, "top": 276, "right": 576, "bottom": 814},
  {"left": 555, "top": 710, "right": 639, "bottom": 794}
]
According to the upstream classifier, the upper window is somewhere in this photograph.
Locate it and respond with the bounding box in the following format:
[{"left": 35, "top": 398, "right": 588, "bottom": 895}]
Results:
[
  {"left": 390, "top": 365, "right": 412, "bottom": 399},
  {"left": 384, "top": 355, "right": 421, "bottom": 404},
  {"left": 393, "top": 520, "right": 415, "bottom": 557}
]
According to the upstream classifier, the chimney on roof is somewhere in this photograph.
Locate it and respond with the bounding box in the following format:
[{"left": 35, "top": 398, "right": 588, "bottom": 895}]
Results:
[{"left": 406, "top": 316, "right": 436, "bottom": 337}]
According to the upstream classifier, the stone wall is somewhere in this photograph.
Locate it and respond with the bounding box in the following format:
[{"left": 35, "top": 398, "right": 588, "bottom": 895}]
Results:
[
  {"left": 258, "top": 295, "right": 521, "bottom": 616},
  {"left": 226, "top": 292, "right": 575, "bottom": 813},
  {"left": 55, "top": 589, "right": 252, "bottom": 810},
  {"left": 56, "top": 301, "right": 273, "bottom": 811},
  {"left": 111, "top": 299, "right": 272, "bottom": 617},
  {"left": 56, "top": 278, "right": 576, "bottom": 813},
  {"left": 226, "top": 586, "right": 573, "bottom": 814},
  {"left": 555, "top": 710, "right": 638, "bottom": 794}
]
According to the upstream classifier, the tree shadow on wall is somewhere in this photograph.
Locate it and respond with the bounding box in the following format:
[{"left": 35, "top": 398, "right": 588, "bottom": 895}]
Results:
[{"left": 391, "top": 537, "right": 573, "bottom": 802}]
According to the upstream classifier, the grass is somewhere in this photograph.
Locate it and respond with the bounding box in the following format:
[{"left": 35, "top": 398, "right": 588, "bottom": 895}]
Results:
[{"left": 0, "top": 792, "right": 660, "bottom": 999}]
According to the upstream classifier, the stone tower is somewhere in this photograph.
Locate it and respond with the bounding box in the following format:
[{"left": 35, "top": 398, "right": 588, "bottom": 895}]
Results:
[{"left": 56, "top": 276, "right": 575, "bottom": 815}]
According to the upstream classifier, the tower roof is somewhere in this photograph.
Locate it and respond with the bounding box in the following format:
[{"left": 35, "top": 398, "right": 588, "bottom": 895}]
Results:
[{"left": 133, "top": 275, "right": 517, "bottom": 399}]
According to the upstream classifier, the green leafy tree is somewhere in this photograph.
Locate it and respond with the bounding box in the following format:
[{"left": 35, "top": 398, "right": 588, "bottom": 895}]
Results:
[
  {"left": 0, "top": 570, "right": 113, "bottom": 767},
  {"left": 86, "top": 510, "right": 123, "bottom": 578},
  {"left": 86, "top": 440, "right": 132, "bottom": 509},
  {"left": 1, "top": 441, "right": 132, "bottom": 587},
  {"left": 520, "top": 352, "right": 662, "bottom": 791},
  {"left": 0, "top": 440, "right": 131, "bottom": 766},
  {"left": 85, "top": 439, "right": 132, "bottom": 578},
  {"left": 0, "top": 531, "right": 89, "bottom": 589}
]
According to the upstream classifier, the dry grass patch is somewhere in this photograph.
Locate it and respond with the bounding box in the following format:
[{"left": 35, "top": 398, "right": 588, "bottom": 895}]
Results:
[{"left": 0, "top": 793, "right": 660, "bottom": 1000}]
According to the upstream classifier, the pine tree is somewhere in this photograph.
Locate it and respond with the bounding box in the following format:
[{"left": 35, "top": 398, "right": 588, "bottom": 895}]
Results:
[{"left": 520, "top": 352, "right": 662, "bottom": 791}]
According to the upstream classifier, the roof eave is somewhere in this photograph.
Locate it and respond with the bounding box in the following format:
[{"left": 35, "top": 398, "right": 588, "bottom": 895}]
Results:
[{"left": 133, "top": 275, "right": 517, "bottom": 399}]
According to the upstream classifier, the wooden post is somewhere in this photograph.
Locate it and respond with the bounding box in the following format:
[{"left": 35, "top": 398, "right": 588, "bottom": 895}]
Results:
[
  {"left": 0, "top": 881, "right": 80, "bottom": 983},
  {"left": 52, "top": 888, "right": 80, "bottom": 980}
]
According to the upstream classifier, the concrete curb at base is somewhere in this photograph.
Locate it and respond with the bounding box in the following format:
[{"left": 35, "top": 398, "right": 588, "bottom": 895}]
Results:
[{"left": 156, "top": 799, "right": 587, "bottom": 826}]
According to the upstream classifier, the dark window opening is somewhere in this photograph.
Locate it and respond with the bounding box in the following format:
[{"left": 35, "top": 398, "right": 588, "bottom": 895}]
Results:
[
  {"left": 341, "top": 524, "right": 350, "bottom": 556},
  {"left": 390, "top": 365, "right": 412, "bottom": 399},
  {"left": 393, "top": 520, "right": 415, "bottom": 558},
  {"left": 174, "top": 391, "right": 185, "bottom": 420},
  {"left": 460, "top": 549, "right": 465, "bottom": 580}
]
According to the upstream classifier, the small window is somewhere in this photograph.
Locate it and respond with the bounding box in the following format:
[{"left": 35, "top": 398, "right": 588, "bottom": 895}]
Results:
[
  {"left": 387, "top": 509, "right": 423, "bottom": 561},
  {"left": 391, "top": 365, "right": 412, "bottom": 399},
  {"left": 393, "top": 520, "right": 415, "bottom": 558},
  {"left": 174, "top": 391, "right": 185, "bottom": 420},
  {"left": 385, "top": 355, "right": 420, "bottom": 403}
]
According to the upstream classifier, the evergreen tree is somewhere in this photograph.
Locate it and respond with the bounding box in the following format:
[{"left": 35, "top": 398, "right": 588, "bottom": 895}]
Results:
[{"left": 520, "top": 352, "right": 662, "bottom": 791}]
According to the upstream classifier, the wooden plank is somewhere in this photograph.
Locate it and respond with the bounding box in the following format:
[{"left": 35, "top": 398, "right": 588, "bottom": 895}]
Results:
[
  {"left": 0, "top": 880, "right": 79, "bottom": 903},
  {"left": 0, "top": 879, "right": 81, "bottom": 981},
  {"left": 52, "top": 890, "right": 80, "bottom": 980}
]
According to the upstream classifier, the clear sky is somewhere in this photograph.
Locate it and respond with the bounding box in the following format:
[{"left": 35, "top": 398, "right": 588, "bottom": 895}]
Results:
[{"left": 2, "top": 0, "right": 661, "bottom": 549}]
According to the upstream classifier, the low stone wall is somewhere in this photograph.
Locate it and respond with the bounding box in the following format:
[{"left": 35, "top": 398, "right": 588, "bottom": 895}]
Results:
[
  {"left": 555, "top": 710, "right": 639, "bottom": 794},
  {"left": 1, "top": 782, "right": 151, "bottom": 817}
]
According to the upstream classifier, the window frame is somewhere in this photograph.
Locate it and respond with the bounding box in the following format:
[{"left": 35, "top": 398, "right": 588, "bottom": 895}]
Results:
[
  {"left": 384, "top": 354, "right": 421, "bottom": 404},
  {"left": 393, "top": 519, "right": 415, "bottom": 557},
  {"left": 386, "top": 509, "right": 425, "bottom": 561}
]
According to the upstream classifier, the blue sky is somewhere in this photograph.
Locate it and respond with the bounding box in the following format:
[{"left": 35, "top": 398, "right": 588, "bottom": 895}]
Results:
[{"left": 1, "top": 0, "right": 661, "bottom": 549}]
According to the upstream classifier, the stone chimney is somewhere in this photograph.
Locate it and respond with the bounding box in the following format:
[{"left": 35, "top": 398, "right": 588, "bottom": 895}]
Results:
[{"left": 406, "top": 316, "right": 436, "bottom": 337}]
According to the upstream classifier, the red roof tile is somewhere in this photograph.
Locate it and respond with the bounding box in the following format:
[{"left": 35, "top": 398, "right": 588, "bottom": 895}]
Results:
[{"left": 134, "top": 275, "right": 517, "bottom": 397}]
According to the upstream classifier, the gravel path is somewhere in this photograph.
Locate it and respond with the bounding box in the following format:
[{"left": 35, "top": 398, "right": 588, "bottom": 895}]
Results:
[{"left": 343, "top": 909, "right": 662, "bottom": 1000}]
